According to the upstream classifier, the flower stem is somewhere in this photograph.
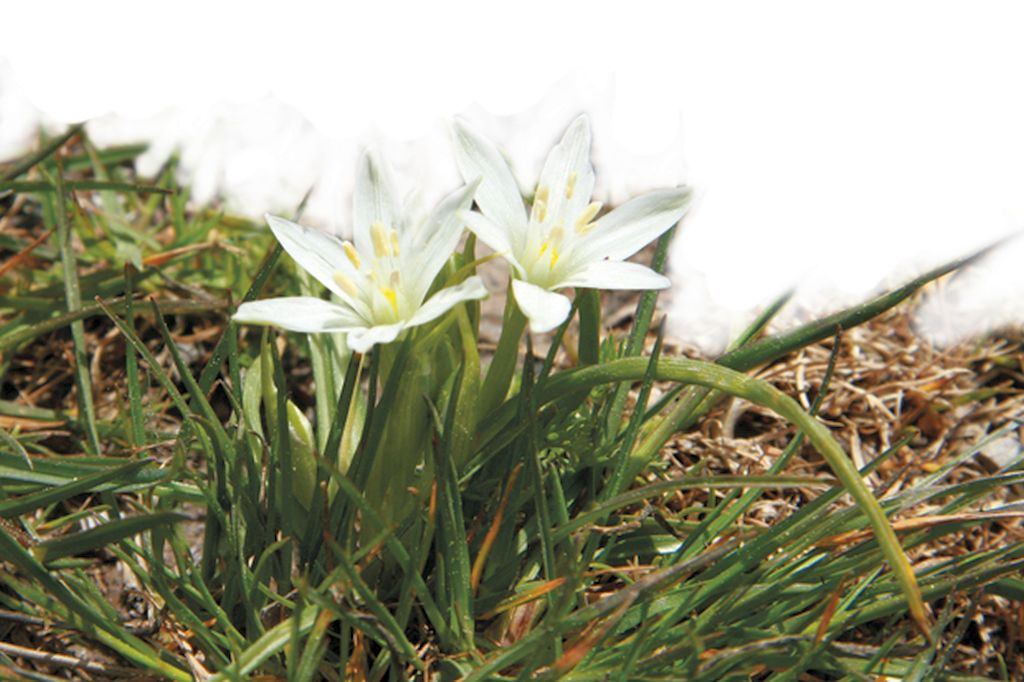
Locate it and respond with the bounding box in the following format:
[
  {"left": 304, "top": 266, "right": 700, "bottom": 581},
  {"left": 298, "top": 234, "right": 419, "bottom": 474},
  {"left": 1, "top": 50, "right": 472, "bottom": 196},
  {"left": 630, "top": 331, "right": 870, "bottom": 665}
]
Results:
[
  {"left": 478, "top": 289, "right": 527, "bottom": 418},
  {"left": 576, "top": 288, "right": 601, "bottom": 366}
]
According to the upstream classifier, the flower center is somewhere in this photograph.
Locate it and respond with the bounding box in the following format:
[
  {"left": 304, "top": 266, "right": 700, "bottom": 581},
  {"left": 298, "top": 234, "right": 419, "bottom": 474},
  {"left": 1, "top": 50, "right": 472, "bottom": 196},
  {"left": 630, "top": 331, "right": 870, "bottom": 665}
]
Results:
[
  {"left": 332, "top": 234, "right": 407, "bottom": 323},
  {"left": 523, "top": 176, "right": 603, "bottom": 286},
  {"left": 380, "top": 286, "right": 400, "bottom": 317}
]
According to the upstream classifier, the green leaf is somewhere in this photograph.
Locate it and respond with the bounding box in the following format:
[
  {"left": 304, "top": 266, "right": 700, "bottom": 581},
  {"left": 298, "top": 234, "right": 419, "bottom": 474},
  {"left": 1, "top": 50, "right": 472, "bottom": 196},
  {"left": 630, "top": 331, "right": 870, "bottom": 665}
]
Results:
[
  {"left": 207, "top": 608, "right": 319, "bottom": 681},
  {"left": 1, "top": 124, "right": 83, "bottom": 181},
  {"left": 0, "top": 459, "right": 154, "bottom": 518},
  {"left": 45, "top": 162, "right": 100, "bottom": 453},
  {"left": 32, "top": 511, "right": 187, "bottom": 564},
  {"left": 0, "top": 525, "right": 191, "bottom": 680},
  {"left": 0, "top": 179, "right": 173, "bottom": 195}
]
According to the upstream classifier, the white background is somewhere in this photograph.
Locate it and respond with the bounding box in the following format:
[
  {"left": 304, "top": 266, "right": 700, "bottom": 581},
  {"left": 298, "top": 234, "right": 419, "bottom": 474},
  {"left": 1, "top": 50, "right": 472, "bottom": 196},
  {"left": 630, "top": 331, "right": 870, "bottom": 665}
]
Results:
[{"left": 2, "top": 1, "right": 1022, "bottom": 351}]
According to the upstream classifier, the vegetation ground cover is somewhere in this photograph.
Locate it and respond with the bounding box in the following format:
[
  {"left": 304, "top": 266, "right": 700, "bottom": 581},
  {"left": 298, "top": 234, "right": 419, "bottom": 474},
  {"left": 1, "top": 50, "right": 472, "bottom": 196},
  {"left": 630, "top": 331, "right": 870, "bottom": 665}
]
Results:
[{"left": 0, "top": 128, "right": 1021, "bottom": 680}]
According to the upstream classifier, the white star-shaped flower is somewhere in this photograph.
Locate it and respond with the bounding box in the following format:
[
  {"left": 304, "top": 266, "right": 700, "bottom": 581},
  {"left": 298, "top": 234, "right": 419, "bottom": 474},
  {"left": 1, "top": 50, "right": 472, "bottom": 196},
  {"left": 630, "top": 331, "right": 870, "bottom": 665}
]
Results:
[
  {"left": 453, "top": 115, "right": 692, "bottom": 333},
  {"left": 233, "top": 152, "right": 487, "bottom": 353}
]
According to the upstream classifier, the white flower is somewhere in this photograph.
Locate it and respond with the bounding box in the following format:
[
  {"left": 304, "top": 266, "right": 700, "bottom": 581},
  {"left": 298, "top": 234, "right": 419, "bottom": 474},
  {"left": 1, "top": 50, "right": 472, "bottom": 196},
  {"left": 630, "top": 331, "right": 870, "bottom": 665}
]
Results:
[
  {"left": 233, "top": 152, "right": 487, "bottom": 353},
  {"left": 453, "top": 115, "right": 693, "bottom": 333}
]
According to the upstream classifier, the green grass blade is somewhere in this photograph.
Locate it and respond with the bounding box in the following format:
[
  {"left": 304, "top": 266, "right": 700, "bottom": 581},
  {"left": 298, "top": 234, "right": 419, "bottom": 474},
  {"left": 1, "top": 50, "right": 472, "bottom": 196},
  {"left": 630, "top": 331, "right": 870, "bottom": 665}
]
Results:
[
  {"left": 293, "top": 607, "right": 336, "bottom": 682},
  {"left": 0, "top": 526, "right": 191, "bottom": 680},
  {"left": 94, "top": 299, "right": 191, "bottom": 416},
  {"left": 433, "top": 363, "right": 475, "bottom": 649},
  {"left": 533, "top": 356, "right": 931, "bottom": 637},
  {"left": 0, "top": 429, "right": 32, "bottom": 470},
  {"left": 552, "top": 474, "right": 826, "bottom": 543},
  {"left": 123, "top": 265, "right": 146, "bottom": 446},
  {"left": 0, "top": 298, "right": 224, "bottom": 358},
  {"left": 672, "top": 330, "right": 842, "bottom": 562},
  {"left": 329, "top": 541, "right": 423, "bottom": 669},
  {"left": 323, "top": 467, "right": 450, "bottom": 644},
  {"left": 604, "top": 323, "right": 666, "bottom": 501},
  {"left": 637, "top": 244, "right": 998, "bottom": 468},
  {"left": 479, "top": 288, "right": 527, "bottom": 419},
  {"left": 1, "top": 124, "right": 83, "bottom": 180},
  {"left": 196, "top": 243, "right": 282, "bottom": 394},
  {"left": 208, "top": 608, "right": 319, "bottom": 681},
  {"left": 32, "top": 511, "right": 187, "bottom": 564},
  {"left": 63, "top": 143, "right": 148, "bottom": 173},
  {"left": 197, "top": 189, "right": 312, "bottom": 394},
  {"left": 463, "top": 542, "right": 736, "bottom": 681},
  {"left": 0, "top": 179, "right": 174, "bottom": 195},
  {"left": 604, "top": 226, "right": 677, "bottom": 432},
  {"left": 0, "top": 459, "right": 153, "bottom": 517},
  {"left": 46, "top": 163, "right": 100, "bottom": 453},
  {"left": 720, "top": 239, "right": 1006, "bottom": 373}
]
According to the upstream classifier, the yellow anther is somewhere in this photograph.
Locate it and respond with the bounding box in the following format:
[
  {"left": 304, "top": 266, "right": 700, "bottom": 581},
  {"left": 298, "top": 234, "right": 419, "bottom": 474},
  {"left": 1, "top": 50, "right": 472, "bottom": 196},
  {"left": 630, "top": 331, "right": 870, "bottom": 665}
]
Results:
[
  {"left": 531, "top": 186, "right": 550, "bottom": 224},
  {"left": 574, "top": 201, "right": 603, "bottom": 234},
  {"left": 342, "top": 241, "right": 361, "bottom": 269},
  {"left": 333, "top": 271, "right": 360, "bottom": 297},
  {"left": 371, "top": 221, "right": 391, "bottom": 258},
  {"left": 539, "top": 241, "right": 549, "bottom": 256},
  {"left": 549, "top": 224, "right": 565, "bottom": 245},
  {"left": 389, "top": 230, "right": 401, "bottom": 257},
  {"left": 381, "top": 286, "right": 399, "bottom": 315},
  {"left": 565, "top": 171, "right": 577, "bottom": 199},
  {"left": 549, "top": 246, "right": 561, "bottom": 269}
]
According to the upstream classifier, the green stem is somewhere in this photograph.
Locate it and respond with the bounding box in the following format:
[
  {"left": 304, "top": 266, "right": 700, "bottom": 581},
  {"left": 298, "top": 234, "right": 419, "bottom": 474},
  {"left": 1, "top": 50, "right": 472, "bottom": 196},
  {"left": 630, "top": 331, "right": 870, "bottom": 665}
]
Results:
[
  {"left": 478, "top": 290, "right": 527, "bottom": 418},
  {"left": 604, "top": 227, "right": 675, "bottom": 434},
  {"left": 576, "top": 288, "right": 601, "bottom": 366}
]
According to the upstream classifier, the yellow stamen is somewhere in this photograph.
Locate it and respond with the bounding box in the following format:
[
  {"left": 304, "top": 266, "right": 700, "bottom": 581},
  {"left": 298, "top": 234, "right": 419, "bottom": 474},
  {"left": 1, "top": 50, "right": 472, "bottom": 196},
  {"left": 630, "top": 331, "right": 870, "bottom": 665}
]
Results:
[
  {"left": 565, "top": 171, "right": 577, "bottom": 199},
  {"left": 333, "top": 271, "right": 360, "bottom": 297},
  {"left": 342, "top": 241, "right": 361, "bottom": 269},
  {"left": 371, "top": 221, "right": 390, "bottom": 258},
  {"left": 549, "top": 224, "right": 565, "bottom": 245},
  {"left": 532, "top": 186, "right": 550, "bottom": 224},
  {"left": 381, "top": 286, "right": 399, "bottom": 315},
  {"left": 574, "top": 201, "right": 603, "bottom": 234},
  {"left": 549, "top": 246, "right": 560, "bottom": 269},
  {"left": 539, "top": 241, "right": 549, "bottom": 256},
  {"left": 390, "top": 230, "right": 401, "bottom": 257}
]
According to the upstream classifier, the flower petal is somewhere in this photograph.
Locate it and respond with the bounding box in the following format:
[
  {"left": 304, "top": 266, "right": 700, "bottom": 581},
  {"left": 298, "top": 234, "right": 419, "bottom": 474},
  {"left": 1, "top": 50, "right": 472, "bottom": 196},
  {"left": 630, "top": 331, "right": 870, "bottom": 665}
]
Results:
[
  {"left": 452, "top": 118, "right": 528, "bottom": 234},
  {"left": 233, "top": 297, "right": 362, "bottom": 333},
  {"left": 405, "top": 181, "right": 478, "bottom": 301},
  {"left": 512, "top": 279, "right": 573, "bottom": 333},
  {"left": 352, "top": 150, "right": 400, "bottom": 256},
  {"left": 265, "top": 214, "right": 354, "bottom": 301},
  {"left": 537, "top": 114, "right": 595, "bottom": 221},
  {"left": 407, "top": 276, "right": 489, "bottom": 327},
  {"left": 459, "top": 209, "right": 511, "bottom": 254},
  {"left": 346, "top": 322, "right": 406, "bottom": 354},
  {"left": 559, "top": 260, "right": 671, "bottom": 291},
  {"left": 577, "top": 187, "right": 693, "bottom": 262},
  {"left": 459, "top": 209, "right": 526, "bottom": 277}
]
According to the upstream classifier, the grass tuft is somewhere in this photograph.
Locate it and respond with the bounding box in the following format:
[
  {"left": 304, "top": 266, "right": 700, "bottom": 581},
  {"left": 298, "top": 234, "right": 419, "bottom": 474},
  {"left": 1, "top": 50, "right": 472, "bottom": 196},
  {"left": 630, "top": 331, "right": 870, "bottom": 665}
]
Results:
[{"left": 0, "top": 126, "right": 1021, "bottom": 680}]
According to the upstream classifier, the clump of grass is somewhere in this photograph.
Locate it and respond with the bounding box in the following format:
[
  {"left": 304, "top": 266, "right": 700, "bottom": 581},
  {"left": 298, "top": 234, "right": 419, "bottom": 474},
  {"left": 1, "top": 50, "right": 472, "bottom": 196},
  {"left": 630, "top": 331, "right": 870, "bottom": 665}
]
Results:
[{"left": 0, "top": 125, "right": 1020, "bottom": 681}]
